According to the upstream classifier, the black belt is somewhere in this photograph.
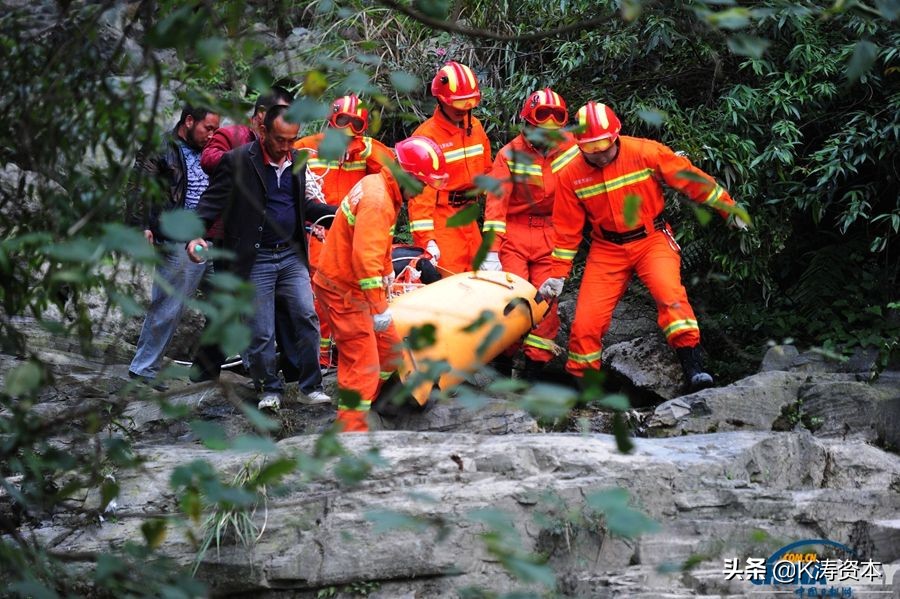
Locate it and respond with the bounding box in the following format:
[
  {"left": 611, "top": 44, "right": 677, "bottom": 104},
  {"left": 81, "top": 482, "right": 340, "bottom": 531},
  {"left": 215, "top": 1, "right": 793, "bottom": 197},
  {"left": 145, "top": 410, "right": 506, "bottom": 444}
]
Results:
[
  {"left": 447, "top": 190, "right": 477, "bottom": 207},
  {"left": 600, "top": 215, "right": 666, "bottom": 245},
  {"left": 260, "top": 241, "right": 291, "bottom": 252}
]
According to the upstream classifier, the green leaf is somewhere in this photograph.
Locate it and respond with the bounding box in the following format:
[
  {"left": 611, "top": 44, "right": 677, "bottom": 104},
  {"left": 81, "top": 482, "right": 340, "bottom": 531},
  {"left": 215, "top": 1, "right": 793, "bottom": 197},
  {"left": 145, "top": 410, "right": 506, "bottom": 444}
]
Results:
[
  {"left": 611, "top": 412, "right": 635, "bottom": 454},
  {"left": 219, "top": 321, "right": 251, "bottom": 356},
  {"left": 43, "top": 238, "right": 101, "bottom": 263},
  {"left": 342, "top": 69, "right": 378, "bottom": 95},
  {"left": 248, "top": 65, "right": 275, "bottom": 94},
  {"left": 337, "top": 387, "right": 362, "bottom": 409},
  {"left": 8, "top": 581, "right": 59, "bottom": 599},
  {"left": 196, "top": 37, "right": 227, "bottom": 68},
  {"left": 446, "top": 202, "right": 480, "bottom": 227},
  {"left": 846, "top": 41, "right": 878, "bottom": 84},
  {"left": 623, "top": 194, "right": 642, "bottom": 228},
  {"left": 254, "top": 457, "right": 297, "bottom": 484},
  {"left": 874, "top": 0, "right": 900, "bottom": 20},
  {"left": 102, "top": 223, "right": 157, "bottom": 260},
  {"left": 141, "top": 518, "right": 168, "bottom": 549},
  {"left": 95, "top": 554, "right": 126, "bottom": 582},
  {"left": 240, "top": 403, "right": 281, "bottom": 431},
  {"left": 407, "top": 324, "right": 437, "bottom": 350},
  {"left": 317, "top": 127, "right": 351, "bottom": 161},
  {"left": 636, "top": 109, "right": 667, "bottom": 127},
  {"left": 109, "top": 291, "right": 145, "bottom": 317},
  {"left": 390, "top": 70, "right": 421, "bottom": 93},
  {"left": 520, "top": 384, "right": 578, "bottom": 419},
  {"left": 100, "top": 478, "right": 119, "bottom": 512},
  {"left": 727, "top": 34, "right": 771, "bottom": 58},
  {"left": 209, "top": 272, "right": 249, "bottom": 292},
  {"left": 620, "top": 0, "right": 642, "bottom": 21},
  {"left": 303, "top": 70, "right": 329, "bottom": 98},
  {"left": 597, "top": 393, "right": 630, "bottom": 411},
  {"left": 366, "top": 509, "right": 432, "bottom": 533},
  {"left": 284, "top": 97, "right": 328, "bottom": 123},
  {"left": 704, "top": 7, "right": 751, "bottom": 30},
  {"left": 471, "top": 230, "right": 495, "bottom": 270},
  {"left": 190, "top": 421, "right": 229, "bottom": 450},
  {"left": 474, "top": 174, "right": 503, "bottom": 195},
  {"left": 414, "top": 0, "right": 450, "bottom": 19},
  {"left": 159, "top": 210, "right": 204, "bottom": 242},
  {"left": 5, "top": 361, "right": 43, "bottom": 396},
  {"left": 692, "top": 206, "right": 713, "bottom": 226}
]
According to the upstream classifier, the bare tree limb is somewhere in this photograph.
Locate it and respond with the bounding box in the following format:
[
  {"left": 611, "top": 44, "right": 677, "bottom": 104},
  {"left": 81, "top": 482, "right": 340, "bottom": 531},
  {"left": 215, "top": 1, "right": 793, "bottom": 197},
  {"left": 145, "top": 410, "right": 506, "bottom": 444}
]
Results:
[{"left": 375, "top": 0, "right": 616, "bottom": 42}]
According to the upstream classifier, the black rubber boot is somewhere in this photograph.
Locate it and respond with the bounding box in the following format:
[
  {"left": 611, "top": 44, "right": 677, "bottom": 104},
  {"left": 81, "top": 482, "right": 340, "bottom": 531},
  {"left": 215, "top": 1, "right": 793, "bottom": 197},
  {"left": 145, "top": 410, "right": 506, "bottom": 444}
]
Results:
[{"left": 675, "top": 346, "right": 714, "bottom": 392}]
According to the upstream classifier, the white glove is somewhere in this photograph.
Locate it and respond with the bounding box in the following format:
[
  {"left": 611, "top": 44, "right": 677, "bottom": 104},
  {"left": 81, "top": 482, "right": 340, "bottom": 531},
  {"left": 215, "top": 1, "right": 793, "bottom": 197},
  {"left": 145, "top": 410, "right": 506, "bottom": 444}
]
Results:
[
  {"left": 538, "top": 277, "right": 565, "bottom": 299},
  {"left": 426, "top": 240, "right": 441, "bottom": 264},
  {"left": 480, "top": 251, "right": 502, "bottom": 271},
  {"left": 382, "top": 271, "right": 396, "bottom": 289},
  {"left": 730, "top": 215, "right": 750, "bottom": 231},
  {"left": 373, "top": 308, "right": 393, "bottom": 332}
]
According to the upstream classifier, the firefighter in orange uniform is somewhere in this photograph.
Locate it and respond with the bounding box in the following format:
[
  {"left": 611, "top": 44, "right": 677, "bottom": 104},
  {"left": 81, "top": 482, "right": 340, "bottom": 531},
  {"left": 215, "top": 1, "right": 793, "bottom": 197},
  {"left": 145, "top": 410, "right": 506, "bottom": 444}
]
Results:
[
  {"left": 313, "top": 137, "right": 449, "bottom": 432},
  {"left": 540, "top": 101, "right": 749, "bottom": 390},
  {"left": 408, "top": 61, "right": 491, "bottom": 274},
  {"left": 294, "top": 95, "right": 393, "bottom": 369},
  {"left": 481, "top": 88, "right": 580, "bottom": 376}
]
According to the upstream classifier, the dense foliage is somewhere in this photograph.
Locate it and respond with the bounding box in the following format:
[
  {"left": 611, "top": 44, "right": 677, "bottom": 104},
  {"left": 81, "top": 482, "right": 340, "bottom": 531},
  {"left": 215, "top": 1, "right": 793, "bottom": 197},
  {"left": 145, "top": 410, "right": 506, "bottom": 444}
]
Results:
[{"left": 0, "top": 0, "right": 897, "bottom": 596}]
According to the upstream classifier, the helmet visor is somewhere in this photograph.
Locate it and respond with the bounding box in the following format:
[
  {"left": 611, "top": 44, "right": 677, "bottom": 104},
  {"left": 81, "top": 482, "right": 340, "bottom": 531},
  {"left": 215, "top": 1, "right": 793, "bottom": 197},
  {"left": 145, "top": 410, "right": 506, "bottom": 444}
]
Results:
[
  {"left": 579, "top": 137, "right": 616, "bottom": 153},
  {"left": 333, "top": 113, "right": 366, "bottom": 134},
  {"left": 533, "top": 105, "right": 567, "bottom": 126},
  {"left": 448, "top": 97, "right": 479, "bottom": 110}
]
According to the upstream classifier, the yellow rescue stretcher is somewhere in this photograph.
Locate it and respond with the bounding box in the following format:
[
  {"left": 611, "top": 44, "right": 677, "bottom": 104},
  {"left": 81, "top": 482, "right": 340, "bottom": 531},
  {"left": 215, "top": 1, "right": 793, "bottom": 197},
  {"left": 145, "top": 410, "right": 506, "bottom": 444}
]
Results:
[{"left": 389, "top": 271, "right": 550, "bottom": 406}]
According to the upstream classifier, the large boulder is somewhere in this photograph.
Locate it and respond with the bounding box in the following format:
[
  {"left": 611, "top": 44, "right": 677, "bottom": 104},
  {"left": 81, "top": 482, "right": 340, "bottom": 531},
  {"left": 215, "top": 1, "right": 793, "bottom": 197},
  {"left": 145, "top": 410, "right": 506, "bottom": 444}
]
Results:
[{"left": 24, "top": 431, "right": 900, "bottom": 597}]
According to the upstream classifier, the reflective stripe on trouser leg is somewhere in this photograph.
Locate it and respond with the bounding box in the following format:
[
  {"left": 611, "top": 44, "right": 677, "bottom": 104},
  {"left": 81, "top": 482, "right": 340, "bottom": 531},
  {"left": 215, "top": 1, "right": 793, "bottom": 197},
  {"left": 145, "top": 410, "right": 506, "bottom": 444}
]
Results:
[
  {"left": 501, "top": 217, "right": 561, "bottom": 362},
  {"left": 633, "top": 231, "right": 701, "bottom": 349},
  {"left": 565, "top": 246, "right": 633, "bottom": 376}
]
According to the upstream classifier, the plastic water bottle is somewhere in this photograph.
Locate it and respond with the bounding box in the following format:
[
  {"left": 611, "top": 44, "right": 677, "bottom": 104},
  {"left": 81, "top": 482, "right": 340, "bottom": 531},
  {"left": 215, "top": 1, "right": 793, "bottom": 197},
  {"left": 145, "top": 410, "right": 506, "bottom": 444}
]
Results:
[{"left": 193, "top": 243, "right": 207, "bottom": 264}]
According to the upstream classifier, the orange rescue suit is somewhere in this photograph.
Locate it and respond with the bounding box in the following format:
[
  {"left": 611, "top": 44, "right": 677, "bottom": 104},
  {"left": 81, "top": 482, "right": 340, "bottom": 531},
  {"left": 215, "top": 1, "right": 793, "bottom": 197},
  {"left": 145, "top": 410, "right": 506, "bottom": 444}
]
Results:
[
  {"left": 312, "top": 169, "right": 404, "bottom": 432},
  {"left": 550, "top": 136, "right": 735, "bottom": 376},
  {"left": 483, "top": 132, "right": 579, "bottom": 362},
  {"left": 408, "top": 107, "right": 491, "bottom": 274},
  {"left": 294, "top": 133, "right": 392, "bottom": 366}
]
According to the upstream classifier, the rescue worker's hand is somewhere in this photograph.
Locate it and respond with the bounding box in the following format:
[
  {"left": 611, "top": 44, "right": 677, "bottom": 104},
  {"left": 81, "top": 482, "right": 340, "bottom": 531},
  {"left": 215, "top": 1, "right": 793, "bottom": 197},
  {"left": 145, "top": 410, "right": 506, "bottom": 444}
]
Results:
[
  {"left": 310, "top": 224, "right": 326, "bottom": 241},
  {"left": 730, "top": 215, "right": 750, "bottom": 231},
  {"left": 538, "top": 277, "right": 565, "bottom": 299},
  {"left": 187, "top": 238, "right": 208, "bottom": 263},
  {"left": 426, "top": 240, "right": 441, "bottom": 264},
  {"left": 481, "top": 251, "right": 502, "bottom": 271},
  {"left": 373, "top": 308, "right": 393, "bottom": 332},
  {"left": 382, "top": 271, "right": 396, "bottom": 290}
]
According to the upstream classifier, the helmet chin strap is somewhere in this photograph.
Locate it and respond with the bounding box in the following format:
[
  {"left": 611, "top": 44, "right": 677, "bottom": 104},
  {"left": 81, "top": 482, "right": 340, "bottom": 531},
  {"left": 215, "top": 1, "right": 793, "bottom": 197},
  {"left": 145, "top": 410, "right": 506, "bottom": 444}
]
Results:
[{"left": 438, "top": 104, "right": 474, "bottom": 136}]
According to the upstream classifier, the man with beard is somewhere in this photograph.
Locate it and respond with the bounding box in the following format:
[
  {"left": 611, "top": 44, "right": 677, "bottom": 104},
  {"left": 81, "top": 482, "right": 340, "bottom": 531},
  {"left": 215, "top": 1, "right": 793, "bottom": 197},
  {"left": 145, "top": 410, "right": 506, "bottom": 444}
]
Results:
[{"left": 127, "top": 104, "right": 220, "bottom": 390}]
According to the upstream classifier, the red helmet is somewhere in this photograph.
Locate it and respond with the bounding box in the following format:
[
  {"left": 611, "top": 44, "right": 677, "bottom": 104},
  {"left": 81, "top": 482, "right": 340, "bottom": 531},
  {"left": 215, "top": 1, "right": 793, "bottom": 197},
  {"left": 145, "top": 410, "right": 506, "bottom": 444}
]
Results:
[
  {"left": 394, "top": 136, "right": 449, "bottom": 190},
  {"left": 431, "top": 62, "right": 481, "bottom": 111},
  {"left": 575, "top": 101, "right": 622, "bottom": 152},
  {"left": 328, "top": 94, "right": 368, "bottom": 135},
  {"left": 520, "top": 88, "right": 568, "bottom": 129}
]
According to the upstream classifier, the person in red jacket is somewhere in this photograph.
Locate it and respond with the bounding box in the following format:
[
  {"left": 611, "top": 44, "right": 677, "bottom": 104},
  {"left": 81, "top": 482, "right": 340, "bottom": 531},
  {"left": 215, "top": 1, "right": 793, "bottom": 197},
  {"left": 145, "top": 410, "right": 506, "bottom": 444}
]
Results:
[
  {"left": 540, "top": 101, "right": 749, "bottom": 391},
  {"left": 408, "top": 61, "right": 491, "bottom": 274},
  {"left": 481, "top": 88, "right": 580, "bottom": 377},
  {"left": 294, "top": 94, "right": 393, "bottom": 369},
  {"left": 313, "top": 137, "right": 449, "bottom": 432}
]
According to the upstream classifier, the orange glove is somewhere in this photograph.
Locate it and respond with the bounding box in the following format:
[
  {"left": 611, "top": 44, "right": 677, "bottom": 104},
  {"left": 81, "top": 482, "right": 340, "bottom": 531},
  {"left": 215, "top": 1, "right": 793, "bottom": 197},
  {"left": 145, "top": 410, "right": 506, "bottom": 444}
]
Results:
[{"left": 336, "top": 409, "right": 369, "bottom": 433}]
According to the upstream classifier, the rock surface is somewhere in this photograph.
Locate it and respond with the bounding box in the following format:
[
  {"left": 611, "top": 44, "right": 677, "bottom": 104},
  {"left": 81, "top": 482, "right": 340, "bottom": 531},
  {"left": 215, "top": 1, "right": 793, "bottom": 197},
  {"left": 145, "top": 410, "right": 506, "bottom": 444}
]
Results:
[{"left": 25, "top": 432, "right": 900, "bottom": 598}]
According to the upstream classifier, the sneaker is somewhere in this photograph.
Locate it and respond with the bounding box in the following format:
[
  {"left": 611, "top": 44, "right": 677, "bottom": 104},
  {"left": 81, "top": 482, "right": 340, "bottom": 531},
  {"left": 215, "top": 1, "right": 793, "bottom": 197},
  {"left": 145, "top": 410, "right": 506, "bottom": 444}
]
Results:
[
  {"left": 128, "top": 370, "right": 169, "bottom": 392},
  {"left": 298, "top": 389, "right": 332, "bottom": 405},
  {"left": 257, "top": 392, "right": 282, "bottom": 410}
]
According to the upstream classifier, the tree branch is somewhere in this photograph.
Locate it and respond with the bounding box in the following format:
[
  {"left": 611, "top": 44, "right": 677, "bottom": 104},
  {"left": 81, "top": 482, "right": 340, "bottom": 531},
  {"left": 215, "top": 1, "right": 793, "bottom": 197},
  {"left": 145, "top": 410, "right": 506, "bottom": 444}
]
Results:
[{"left": 375, "top": 0, "right": 616, "bottom": 42}]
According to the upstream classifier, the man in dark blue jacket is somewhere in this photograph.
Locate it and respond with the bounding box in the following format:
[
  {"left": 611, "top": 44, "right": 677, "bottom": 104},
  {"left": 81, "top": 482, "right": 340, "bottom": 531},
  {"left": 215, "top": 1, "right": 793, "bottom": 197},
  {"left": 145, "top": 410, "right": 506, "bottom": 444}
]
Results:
[
  {"left": 189, "top": 105, "right": 336, "bottom": 410},
  {"left": 128, "top": 105, "right": 219, "bottom": 390}
]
